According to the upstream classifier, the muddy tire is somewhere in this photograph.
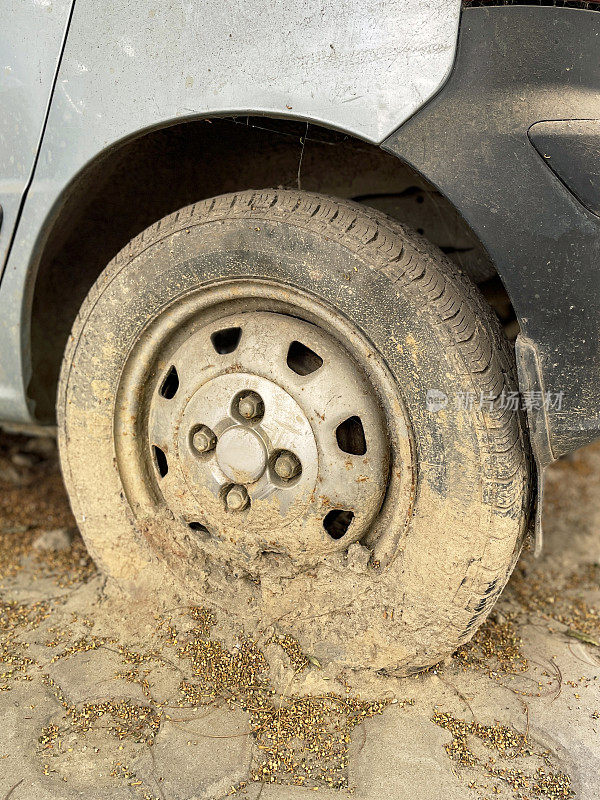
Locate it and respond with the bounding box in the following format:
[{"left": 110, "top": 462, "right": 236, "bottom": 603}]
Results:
[{"left": 58, "top": 190, "right": 531, "bottom": 674}]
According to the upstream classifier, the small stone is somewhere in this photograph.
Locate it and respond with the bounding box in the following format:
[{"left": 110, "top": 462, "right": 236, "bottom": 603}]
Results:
[
  {"left": 346, "top": 542, "right": 371, "bottom": 572},
  {"left": 32, "top": 528, "right": 75, "bottom": 552},
  {"left": 0, "top": 461, "right": 25, "bottom": 485},
  {"left": 11, "top": 452, "right": 38, "bottom": 468},
  {"left": 24, "top": 436, "right": 57, "bottom": 457}
]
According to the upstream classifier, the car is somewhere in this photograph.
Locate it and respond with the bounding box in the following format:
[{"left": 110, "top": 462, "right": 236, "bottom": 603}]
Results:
[{"left": 1, "top": 0, "right": 599, "bottom": 674}]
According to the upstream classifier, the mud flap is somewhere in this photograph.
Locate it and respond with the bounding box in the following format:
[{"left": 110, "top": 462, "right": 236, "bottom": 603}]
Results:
[{"left": 515, "top": 336, "right": 555, "bottom": 557}]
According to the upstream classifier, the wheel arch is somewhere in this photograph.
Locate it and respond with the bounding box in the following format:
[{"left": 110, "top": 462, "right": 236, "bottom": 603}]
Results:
[{"left": 26, "top": 114, "right": 508, "bottom": 422}]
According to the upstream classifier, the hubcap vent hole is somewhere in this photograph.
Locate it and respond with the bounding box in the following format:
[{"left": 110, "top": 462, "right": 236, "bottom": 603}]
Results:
[
  {"left": 188, "top": 521, "right": 209, "bottom": 531},
  {"left": 187, "top": 521, "right": 212, "bottom": 541},
  {"left": 323, "top": 509, "right": 355, "bottom": 539},
  {"left": 211, "top": 327, "right": 242, "bottom": 354},
  {"left": 153, "top": 445, "right": 169, "bottom": 477},
  {"left": 159, "top": 366, "right": 179, "bottom": 399},
  {"left": 336, "top": 416, "right": 367, "bottom": 455},
  {"left": 286, "top": 340, "right": 323, "bottom": 375}
]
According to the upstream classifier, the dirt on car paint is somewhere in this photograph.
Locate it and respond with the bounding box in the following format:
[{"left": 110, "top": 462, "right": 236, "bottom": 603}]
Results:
[{"left": 1, "top": 431, "right": 599, "bottom": 798}]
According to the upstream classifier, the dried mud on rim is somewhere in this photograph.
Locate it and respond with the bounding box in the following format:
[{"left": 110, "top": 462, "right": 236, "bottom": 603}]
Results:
[{"left": 1, "top": 432, "right": 599, "bottom": 799}]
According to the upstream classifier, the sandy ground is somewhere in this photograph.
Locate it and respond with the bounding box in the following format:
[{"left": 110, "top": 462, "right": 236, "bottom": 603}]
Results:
[{"left": 0, "top": 432, "right": 599, "bottom": 800}]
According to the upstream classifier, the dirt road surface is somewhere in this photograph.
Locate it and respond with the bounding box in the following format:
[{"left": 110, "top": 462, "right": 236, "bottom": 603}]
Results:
[{"left": 1, "top": 432, "right": 598, "bottom": 800}]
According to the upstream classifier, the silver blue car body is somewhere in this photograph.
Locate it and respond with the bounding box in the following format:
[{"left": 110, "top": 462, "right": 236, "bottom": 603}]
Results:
[{"left": 1, "top": 0, "right": 600, "bottom": 478}]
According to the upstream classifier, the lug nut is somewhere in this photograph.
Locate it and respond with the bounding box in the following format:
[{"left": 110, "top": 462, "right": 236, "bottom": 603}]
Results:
[
  {"left": 273, "top": 451, "right": 302, "bottom": 481},
  {"left": 192, "top": 425, "right": 217, "bottom": 454},
  {"left": 238, "top": 391, "right": 264, "bottom": 420},
  {"left": 225, "top": 484, "right": 250, "bottom": 512}
]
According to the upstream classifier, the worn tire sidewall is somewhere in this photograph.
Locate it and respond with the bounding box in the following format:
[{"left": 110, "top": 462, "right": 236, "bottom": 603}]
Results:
[{"left": 59, "top": 202, "right": 526, "bottom": 670}]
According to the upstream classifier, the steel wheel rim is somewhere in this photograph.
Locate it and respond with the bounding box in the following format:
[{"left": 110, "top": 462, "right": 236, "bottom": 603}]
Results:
[{"left": 114, "top": 278, "right": 415, "bottom": 572}]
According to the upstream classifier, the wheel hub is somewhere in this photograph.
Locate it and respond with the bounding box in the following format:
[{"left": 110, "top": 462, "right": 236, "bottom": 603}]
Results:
[
  {"left": 215, "top": 427, "right": 267, "bottom": 484},
  {"left": 116, "top": 294, "right": 411, "bottom": 570},
  {"left": 170, "top": 370, "right": 320, "bottom": 533}
]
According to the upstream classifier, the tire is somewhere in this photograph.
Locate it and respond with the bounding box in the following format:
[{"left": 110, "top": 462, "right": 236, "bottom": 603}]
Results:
[{"left": 58, "top": 189, "right": 531, "bottom": 674}]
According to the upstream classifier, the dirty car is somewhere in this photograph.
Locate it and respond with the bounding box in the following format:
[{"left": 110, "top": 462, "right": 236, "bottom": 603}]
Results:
[{"left": 1, "top": 0, "right": 599, "bottom": 673}]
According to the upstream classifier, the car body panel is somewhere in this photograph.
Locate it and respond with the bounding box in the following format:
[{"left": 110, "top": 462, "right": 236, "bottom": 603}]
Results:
[
  {"left": 0, "top": 0, "right": 461, "bottom": 422},
  {"left": 0, "top": 0, "right": 73, "bottom": 269},
  {"left": 31, "top": 0, "right": 461, "bottom": 150},
  {"left": 385, "top": 5, "right": 600, "bottom": 459},
  {"left": 529, "top": 119, "right": 600, "bottom": 219},
  {"left": 0, "top": 2, "right": 599, "bottom": 467}
]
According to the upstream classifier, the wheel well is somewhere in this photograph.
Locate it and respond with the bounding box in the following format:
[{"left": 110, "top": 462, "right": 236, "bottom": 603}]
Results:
[{"left": 29, "top": 116, "right": 510, "bottom": 422}]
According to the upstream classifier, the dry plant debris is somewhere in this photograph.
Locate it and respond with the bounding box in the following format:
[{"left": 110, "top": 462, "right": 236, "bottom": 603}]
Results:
[
  {"left": 0, "top": 598, "right": 50, "bottom": 690},
  {"left": 1, "top": 519, "right": 393, "bottom": 796},
  {"left": 510, "top": 561, "right": 600, "bottom": 643},
  {"left": 266, "top": 632, "right": 311, "bottom": 672},
  {"left": 174, "top": 607, "right": 391, "bottom": 789},
  {"left": 433, "top": 711, "right": 573, "bottom": 799},
  {"left": 40, "top": 674, "right": 161, "bottom": 747},
  {"left": 454, "top": 615, "right": 529, "bottom": 678},
  {"left": 2, "top": 431, "right": 594, "bottom": 798},
  {"left": 33, "top": 606, "right": 393, "bottom": 792}
]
